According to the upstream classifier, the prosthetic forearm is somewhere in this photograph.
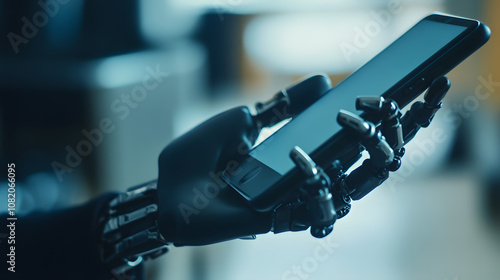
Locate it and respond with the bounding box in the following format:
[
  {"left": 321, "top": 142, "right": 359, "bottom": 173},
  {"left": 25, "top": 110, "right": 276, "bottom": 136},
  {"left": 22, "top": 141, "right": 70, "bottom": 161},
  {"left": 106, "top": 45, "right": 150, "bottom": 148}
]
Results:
[{"left": 99, "top": 181, "right": 168, "bottom": 275}]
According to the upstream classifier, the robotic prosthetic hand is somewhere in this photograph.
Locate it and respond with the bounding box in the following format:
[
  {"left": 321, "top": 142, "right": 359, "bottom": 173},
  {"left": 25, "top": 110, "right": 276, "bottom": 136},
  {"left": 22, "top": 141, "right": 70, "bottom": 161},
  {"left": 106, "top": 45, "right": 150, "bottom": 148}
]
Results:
[
  {"left": 156, "top": 74, "right": 332, "bottom": 246},
  {"left": 98, "top": 75, "right": 451, "bottom": 274},
  {"left": 98, "top": 74, "right": 332, "bottom": 273}
]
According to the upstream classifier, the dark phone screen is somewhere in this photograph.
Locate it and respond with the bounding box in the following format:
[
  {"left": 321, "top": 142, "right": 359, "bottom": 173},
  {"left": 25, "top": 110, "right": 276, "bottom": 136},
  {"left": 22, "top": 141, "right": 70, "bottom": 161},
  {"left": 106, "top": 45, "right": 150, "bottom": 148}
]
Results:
[{"left": 249, "top": 19, "right": 467, "bottom": 175}]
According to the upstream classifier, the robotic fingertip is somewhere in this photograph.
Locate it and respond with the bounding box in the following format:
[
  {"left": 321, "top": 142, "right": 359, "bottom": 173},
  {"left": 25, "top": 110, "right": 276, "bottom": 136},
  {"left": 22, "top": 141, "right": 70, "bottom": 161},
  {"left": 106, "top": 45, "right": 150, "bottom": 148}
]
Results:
[{"left": 424, "top": 76, "right": 450, "bottom": 106}]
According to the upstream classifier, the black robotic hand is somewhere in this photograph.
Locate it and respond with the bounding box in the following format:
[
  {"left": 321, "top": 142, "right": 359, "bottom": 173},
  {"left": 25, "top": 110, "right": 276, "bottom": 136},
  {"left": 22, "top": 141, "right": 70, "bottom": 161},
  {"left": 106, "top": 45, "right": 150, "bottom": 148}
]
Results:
[
  {"left": 155, "top": 75, "right": 451, "bottom": 246},
  {"left": 100, "top": 76, "right": 450, "bottom": 273},
  {"left": 156, "top": 75, "right": 332, "bottom": 246}
]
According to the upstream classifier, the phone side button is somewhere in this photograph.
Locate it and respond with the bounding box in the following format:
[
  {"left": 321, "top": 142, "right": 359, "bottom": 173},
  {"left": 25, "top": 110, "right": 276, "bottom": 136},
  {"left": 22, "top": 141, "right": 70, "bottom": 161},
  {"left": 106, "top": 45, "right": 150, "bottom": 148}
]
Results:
[{"left": 239, "top": 167, "right": 263, "bottom": 185}]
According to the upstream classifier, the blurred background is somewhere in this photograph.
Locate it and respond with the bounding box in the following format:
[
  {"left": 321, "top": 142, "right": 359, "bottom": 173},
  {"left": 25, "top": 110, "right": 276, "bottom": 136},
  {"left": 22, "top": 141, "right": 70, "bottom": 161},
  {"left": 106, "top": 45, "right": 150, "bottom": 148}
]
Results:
[{"left": 0, "top": 0, "right": 499, "bottom": 279}]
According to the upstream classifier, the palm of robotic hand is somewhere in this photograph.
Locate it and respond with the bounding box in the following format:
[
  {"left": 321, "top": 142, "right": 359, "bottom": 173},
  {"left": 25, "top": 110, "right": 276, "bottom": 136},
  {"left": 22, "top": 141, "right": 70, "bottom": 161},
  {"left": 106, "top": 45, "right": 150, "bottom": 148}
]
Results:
[{"left": 157, "top": 106, "right": 272, "bottom": 246}]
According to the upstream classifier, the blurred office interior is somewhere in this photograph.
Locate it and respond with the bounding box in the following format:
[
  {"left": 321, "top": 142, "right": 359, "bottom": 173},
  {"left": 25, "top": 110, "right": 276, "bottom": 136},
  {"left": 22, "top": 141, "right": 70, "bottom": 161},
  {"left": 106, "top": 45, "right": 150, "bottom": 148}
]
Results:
[{"left": 0, "top": 0, "right": 499, "bottom": 279}]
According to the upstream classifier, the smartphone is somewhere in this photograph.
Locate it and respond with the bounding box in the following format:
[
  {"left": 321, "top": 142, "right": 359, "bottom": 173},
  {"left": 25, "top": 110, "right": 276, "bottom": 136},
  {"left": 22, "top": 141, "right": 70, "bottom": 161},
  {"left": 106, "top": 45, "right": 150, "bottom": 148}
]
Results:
[{"left": 223, "top": 13, "right": 490, "bottom": 211}]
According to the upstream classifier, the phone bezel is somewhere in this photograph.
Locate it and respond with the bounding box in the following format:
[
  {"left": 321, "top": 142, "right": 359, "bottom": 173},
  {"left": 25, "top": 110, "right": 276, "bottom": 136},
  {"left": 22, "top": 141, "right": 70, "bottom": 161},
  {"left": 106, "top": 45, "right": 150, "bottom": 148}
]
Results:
[{"left": 223, "top": 14, "right": 491, "bottom": 211}]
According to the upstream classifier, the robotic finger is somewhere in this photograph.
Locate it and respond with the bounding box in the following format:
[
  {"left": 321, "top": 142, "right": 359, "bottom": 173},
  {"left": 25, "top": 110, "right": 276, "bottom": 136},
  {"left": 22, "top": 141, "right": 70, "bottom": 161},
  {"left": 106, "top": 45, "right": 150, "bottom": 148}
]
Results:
[{"left": 254, "top": 74, "right": 332, "bottom": 129}]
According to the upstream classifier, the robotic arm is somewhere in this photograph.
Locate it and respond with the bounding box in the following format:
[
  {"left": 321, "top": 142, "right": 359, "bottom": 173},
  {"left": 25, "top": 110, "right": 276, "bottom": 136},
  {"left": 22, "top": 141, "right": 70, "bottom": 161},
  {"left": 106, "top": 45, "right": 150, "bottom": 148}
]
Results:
[{"left": 98, "top": 75, "right": 451, "bottom": 275}]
